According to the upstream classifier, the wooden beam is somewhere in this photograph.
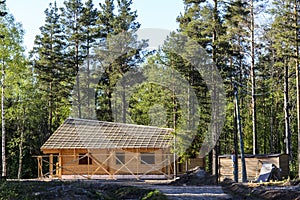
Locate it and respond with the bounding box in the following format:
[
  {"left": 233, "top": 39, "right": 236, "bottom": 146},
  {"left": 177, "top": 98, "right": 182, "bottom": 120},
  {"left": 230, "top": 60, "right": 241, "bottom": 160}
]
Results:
[
  {"left": 58, "top": 153, "right": 62, "bottom": 177},
  {"left": 140, "top": 156, "right": 170, "bottom": 178},
  {"left": 49, "top": 154, "right": 53, "bottom": 177},
  {"left": 41, "top": 149, "right": 60, "bottom": 154},
  {"left": 113, "top": 153, "right": 140, "bottom": 180},
  {"left": 37, "top": 156, "right": 42, "bottom": 178},
  {"left": 56, "top": 162, "right": 59, "bottom": 176},
  {"left": 89, "top": 153, "right": 113, "bottom": 177}
]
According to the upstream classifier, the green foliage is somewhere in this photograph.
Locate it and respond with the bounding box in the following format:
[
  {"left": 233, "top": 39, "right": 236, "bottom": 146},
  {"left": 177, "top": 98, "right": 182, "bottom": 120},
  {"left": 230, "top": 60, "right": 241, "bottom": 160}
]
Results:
[
  {"left": 129, "top": 82, "right": 175, "bottom": 127},
  {"left": 0, "top": 6, "right": 44, "bottom": 178},
  {"left": 167, "top": 1, "right": 225, "bottom": 159},
  {"left": 142, "top": 189, "right": 168, "bottom": 200},
  {"left": 30, "top": 2, "right": 72, "bottom": 134},
  {"left": 95, "top": 0, "right": 148, "bottom": 122}
]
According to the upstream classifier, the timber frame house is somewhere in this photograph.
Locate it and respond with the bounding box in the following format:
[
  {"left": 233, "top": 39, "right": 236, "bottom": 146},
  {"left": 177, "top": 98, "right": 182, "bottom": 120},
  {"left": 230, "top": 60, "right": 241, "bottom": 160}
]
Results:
[{"left": 38, "top": 118, "right": 175, "bottom": 180}]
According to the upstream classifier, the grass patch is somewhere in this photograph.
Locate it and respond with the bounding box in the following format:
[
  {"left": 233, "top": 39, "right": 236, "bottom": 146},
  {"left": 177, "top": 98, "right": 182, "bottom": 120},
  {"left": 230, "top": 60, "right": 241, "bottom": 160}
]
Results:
[{"left": 142, "top": 189, "right": 168, "bottom": 200}]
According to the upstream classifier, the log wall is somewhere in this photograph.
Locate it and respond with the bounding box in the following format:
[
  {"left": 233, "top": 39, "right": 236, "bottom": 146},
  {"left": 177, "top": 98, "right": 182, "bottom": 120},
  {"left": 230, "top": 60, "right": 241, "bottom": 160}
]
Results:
[{"left": 43, "top": 148, "right": 173, "bottom": 178}]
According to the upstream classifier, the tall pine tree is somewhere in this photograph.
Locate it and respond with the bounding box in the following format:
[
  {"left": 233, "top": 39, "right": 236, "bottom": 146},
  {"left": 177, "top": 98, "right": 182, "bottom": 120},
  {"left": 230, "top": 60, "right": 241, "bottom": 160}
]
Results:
[
  {"left": 60, "top": 0, "right": 85, "bottom": 118},
  {"left": 31, "top": 2, "right": 72, "bottom": 135},
  {"left": 95, "top": 0, "right": 147, "bottom": 122}
]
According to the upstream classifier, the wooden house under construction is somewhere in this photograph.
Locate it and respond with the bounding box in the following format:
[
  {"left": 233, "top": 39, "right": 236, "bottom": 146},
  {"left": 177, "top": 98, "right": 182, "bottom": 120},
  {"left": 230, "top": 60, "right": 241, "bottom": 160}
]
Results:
[{"left": 39, "top": 118, "right": 175, "bottom": 180}]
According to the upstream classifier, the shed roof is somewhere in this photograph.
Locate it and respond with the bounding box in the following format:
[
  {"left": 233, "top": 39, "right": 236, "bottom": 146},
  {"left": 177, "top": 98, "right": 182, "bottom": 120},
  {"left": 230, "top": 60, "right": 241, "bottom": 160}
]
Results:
[
  {"left": 41, "top": 118, "right": 174, "bottom": 150},
  {"left": 218, "top": 153, "right": 288, "bottom": 158}
]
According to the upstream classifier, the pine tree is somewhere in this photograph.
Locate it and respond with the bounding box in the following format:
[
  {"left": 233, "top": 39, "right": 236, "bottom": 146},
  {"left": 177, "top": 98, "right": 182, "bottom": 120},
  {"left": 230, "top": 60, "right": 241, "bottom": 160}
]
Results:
[
  {"left": 95, "top": 0, "right": 147, "bottom": 122},
  {"left": 31, "top": 2, "right": 72, "bottom": 135},
  {"left": 294, "top": 0, "right": 300, "bottom": 178},
  {"left": 175, "top": 0, "right": 210, "bottom": 160},
  {"left": 60, "top": 0, "right": 85, "bottom": 118},
  {"left": 77, "top": 0, "right": 99, "bottom": 118},
  {"left": 223, "top": 0, "right": 255, "bottom": 156},
  {"left": 94, "top": 0, "right": 115, "bottom": 122},
  {"left": 175, "top": 0, "right": 229, "bottom": 176},
  {"left": 270, "top": 0, "right": 297, "bottom": 158}
]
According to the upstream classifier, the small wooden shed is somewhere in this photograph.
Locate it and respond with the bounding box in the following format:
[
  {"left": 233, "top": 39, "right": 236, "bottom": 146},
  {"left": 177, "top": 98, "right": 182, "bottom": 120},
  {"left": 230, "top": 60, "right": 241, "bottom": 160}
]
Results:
[
  {"left": 219, "top": 154, "right": 289, "bottom": 182},
  {"left": 39, "top": 118, "right": 175, "bottom": 180}
]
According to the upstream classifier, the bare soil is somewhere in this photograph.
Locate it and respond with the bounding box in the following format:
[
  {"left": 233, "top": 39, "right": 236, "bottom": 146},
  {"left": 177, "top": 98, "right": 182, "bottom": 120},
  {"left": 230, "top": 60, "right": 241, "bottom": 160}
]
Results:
[
  {"left": 2, "top": 172, "right": 300, "bottom": 200},
  {"left": 221, "top": 178, "right": 300, "bottom": 200},
  {"left": 164, "top": 167, "right": 300, "bottom": 199}
]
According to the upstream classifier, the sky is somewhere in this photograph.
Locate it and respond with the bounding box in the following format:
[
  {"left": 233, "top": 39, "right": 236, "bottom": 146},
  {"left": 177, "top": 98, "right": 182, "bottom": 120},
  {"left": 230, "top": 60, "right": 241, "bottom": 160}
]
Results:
[{"left": 6, "top": 0, "right": 184, "bottom": 52}]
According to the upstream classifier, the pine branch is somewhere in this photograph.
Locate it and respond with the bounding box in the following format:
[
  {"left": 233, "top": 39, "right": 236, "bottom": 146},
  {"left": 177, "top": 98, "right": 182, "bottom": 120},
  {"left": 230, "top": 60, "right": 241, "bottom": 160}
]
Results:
[{"left": 0, "top": 11, "right": 7, "bottom": 17}]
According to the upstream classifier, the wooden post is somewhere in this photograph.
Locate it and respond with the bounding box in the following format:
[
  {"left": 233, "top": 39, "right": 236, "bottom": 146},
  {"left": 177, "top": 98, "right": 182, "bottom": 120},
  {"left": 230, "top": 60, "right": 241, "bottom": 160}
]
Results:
[
  {"left": 49, "top": 154, "right": 53, "bottom": 177},
  {"left": 88, "top": 152, "right": 90, "bottom": 178},
  {"left": 107, "top": 150, "right": 110, "bottom": 177},
  {"left": 110, "top": 150, "right": 115, "bottom": 179},
  {"left": 37, "top": 156, "right": 42, "bottom": 178},
  {"left": 186, "top": 159, "right": 188, "bottom": 172},
  {"left": 58, "top": 154, "right": 62, "bottom": 177},
  {"left": 56, "top": 162, "right": 59, "bottom": 176},
  {"left": 136, "top": 151, "right": 139, "bottom": 176},
  {"left": 173, "top": 136, "right": 177, "bottom": 179},
  {"left": 73, "top": 149, "right": 76, "bottom": 175},
  {"left": 168, "top": 153, "right": 170, "bottom": 178}
]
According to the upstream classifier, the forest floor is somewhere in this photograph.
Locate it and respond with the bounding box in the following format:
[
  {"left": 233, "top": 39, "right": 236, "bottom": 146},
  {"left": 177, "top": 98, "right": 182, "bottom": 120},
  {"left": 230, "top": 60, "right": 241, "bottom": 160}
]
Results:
[
  {"left": 221, "top": 178, "right": 300, "bottom": 200},
  {"left": 0, "top": 180, "right": 167, "bottom": 200},
  {"left": 1, "top": 178, "right": 300, "bottom": 200},
  {"left": 171, "top": 167, "right": 300, "bottom": 199},
  {"left": 1, "top": 169, "right": 300, "bottom": 200}
]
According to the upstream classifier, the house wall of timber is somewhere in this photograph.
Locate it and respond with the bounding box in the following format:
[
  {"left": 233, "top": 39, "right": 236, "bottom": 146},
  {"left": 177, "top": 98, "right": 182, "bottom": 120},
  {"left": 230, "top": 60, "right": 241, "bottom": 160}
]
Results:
[
  {"left": 41, "top": 148, "right": 174, "bottom": 179},
  {"left": 218, "top": 154, "right": 289, "bottom": 182}
]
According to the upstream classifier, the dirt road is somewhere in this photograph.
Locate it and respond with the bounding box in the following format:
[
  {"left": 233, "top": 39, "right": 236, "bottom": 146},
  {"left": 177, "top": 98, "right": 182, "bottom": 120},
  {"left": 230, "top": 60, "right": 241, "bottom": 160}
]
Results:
[
  {"left": 148, "top": 185, "right": 232, "bottom": 200},
  {"left": 117, "top": 181, "right": 233, "bottom": 199},
  {"left": 78, "top": 180, "right": 234, "bottom": 199}
]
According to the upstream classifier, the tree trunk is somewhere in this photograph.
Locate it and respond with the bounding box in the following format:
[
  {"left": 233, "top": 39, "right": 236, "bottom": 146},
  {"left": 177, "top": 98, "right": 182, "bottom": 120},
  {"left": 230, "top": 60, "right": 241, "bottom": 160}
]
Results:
[
  {"left": 122, "top": 83, "right": 126, "bottom": 123},
  {"left": 17, "top": 127, "right": 23, "bottom": 179},
  {"left": 211, "top": 0, "right": 219, "bottom": 183},
  {"left": 48, "top": 82, "right": 53, "bottom": 136},
  {"left": 1, "top": 58, "right": 5, "bottom": 178},
  {"left": 284, "top": 58, "right": 291, "bottom": 158},
  {"left": 294, "top": 0, "right": 300, "bottom": 176},
  {"left": 87, "top": 36, "right": 91, "bottom": 118},
  {"left": 76, "top": 42, "right": 81, "bottom": 118},
  {"left": 250, "top": 0, "right": 258, "bottom": 155},
  {"left": 234, "top": 87, "right": 247, "bottom": 182},
  {"left": 75, "top": 10, "right": 81, "bottom": 118},
  {"left": 172, "top": 67, "right": 177, "bottom": 178},
  {"left": 270, "top": 43, "right": 276, "bottom": 154},
  {"left": 233, "top": 105, "right": 239, "bottom": 182},
  {"left": 270, "top": 97, "right": 274, "bottom": 153},
  {"left": 17, "top": 108, "right": 25, "bottom": 179},
  {"left": 0, "top": 2, "right": 6, "bottom": 179}
]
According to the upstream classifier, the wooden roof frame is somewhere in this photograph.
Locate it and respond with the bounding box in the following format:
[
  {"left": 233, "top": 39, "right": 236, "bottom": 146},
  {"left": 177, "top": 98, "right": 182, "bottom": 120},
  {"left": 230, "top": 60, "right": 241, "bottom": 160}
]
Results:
[{"left": 41, "top": 118, "right": 174, "bottom": 151}]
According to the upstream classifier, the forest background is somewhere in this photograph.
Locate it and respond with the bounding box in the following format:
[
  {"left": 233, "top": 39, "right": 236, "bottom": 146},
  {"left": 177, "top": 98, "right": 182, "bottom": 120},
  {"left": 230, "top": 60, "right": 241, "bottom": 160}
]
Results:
[{"left": 0, "top": 0, "right": 299, "bottom": 180}]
